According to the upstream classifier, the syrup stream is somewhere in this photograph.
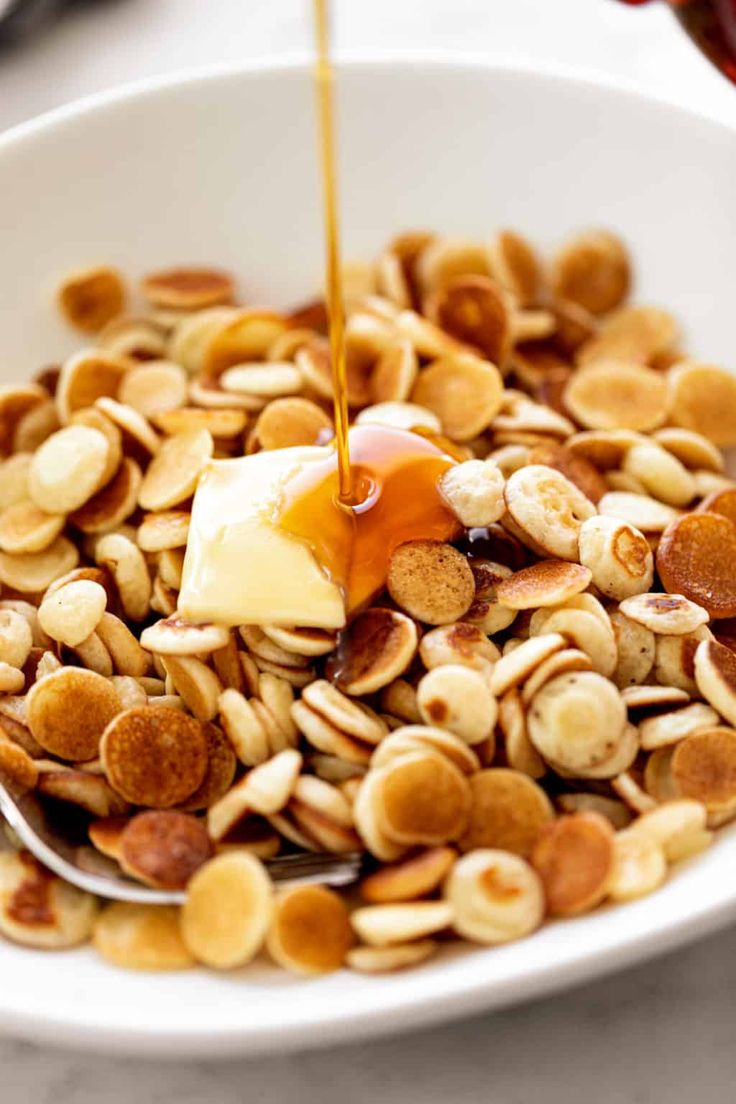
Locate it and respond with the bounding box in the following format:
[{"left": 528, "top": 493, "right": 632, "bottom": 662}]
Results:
[{"left": 312, "top": 0, "right": 353, "bottom": 503}]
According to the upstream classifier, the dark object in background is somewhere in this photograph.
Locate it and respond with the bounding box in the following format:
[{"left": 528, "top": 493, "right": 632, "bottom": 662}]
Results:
[
  {"left": 615, "top": 0, "right": 736, "bottom": 83},
  {"left": 0, "top": 0, "right": 116, "bottom": 44},
  {"left": 0, "top": 0, "right": 65, "bottom": 39}
]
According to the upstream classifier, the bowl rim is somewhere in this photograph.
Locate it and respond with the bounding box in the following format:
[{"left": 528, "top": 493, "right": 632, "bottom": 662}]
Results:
[
  {"left": 0, "top": 53, "right": 734, "bottom": 1057},
  {"left": 0, "top": 50, "right": 734, "bottom": 159}
]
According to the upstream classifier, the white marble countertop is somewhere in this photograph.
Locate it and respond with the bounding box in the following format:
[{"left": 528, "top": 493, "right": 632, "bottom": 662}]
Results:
[
  {"left": 1, "top": 0, "right": 735, "bottom": 1098},
  {"left": 3, "top": 924, "right": 736, "bottom": 1101}
]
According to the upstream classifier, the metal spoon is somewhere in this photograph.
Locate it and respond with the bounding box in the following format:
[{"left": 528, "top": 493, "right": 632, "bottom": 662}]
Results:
[{"left": 0, "top": 771, "right": 361, "bottom": 904}]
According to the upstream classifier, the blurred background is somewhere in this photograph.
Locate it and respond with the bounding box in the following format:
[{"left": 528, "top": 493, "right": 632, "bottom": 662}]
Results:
[{"left": 0, "top": 0, "right": 735, "bottom": 135}]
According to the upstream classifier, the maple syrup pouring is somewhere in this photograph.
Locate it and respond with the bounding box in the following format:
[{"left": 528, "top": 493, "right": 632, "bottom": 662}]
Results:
[
  {"left": 312, "top": 0, "right": 352, "bottom": 503},
  {"left": 280, "top": 2, "right": 462, "bottom": 620}
]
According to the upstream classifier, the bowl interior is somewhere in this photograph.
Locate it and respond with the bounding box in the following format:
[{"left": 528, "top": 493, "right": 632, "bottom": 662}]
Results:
[
  {"left": 0, "top": 59, "right": 734, "bottom": 1056},
  {"left": 2, "top": 60, "right": 736, "bottom": 373}
]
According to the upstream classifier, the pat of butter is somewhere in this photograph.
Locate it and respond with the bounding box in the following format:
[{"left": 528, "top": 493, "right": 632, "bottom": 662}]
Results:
[{"left": 179, "top": 447, "right": 346, "bottom": 630}]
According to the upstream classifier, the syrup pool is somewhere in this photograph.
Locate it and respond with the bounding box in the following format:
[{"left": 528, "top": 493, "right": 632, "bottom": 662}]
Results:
[{"left": 279, "top": 424, "right": 460, "bottom": 613}]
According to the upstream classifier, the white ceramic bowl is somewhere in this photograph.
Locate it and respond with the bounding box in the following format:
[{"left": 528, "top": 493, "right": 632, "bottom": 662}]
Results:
[{"left": 0, "top": 57, "right": 735, "bottom": 1057}]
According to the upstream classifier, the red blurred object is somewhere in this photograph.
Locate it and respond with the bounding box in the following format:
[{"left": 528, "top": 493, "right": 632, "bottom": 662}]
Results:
[{"left": 616, "top": 0, "right": 736, "bottom": 82}]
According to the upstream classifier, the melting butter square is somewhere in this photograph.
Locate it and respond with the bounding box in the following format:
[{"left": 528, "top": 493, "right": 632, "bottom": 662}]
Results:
[{"left": 179, "top": 447, "right": 346, "bottom": 630}]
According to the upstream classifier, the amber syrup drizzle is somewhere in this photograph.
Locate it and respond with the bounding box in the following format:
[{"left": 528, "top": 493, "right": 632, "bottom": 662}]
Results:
[
  {"left": 616, "top": 0, "right": 736, "bottom": 83},
  {"left": 279, "top": 1, "right": 460, "bottom": 616},
  {"left": 312, "top": 0, "right": 352, "bottom": 503}
]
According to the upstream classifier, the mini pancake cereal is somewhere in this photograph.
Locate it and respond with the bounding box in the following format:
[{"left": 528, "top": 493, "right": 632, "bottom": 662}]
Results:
[{"left": 0, "top": 225, "right": 732, "bottom": 980}]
